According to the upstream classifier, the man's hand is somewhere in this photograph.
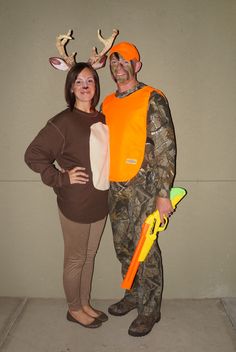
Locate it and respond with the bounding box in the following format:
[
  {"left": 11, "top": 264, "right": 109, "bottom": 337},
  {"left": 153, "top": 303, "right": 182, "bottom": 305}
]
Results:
[
  {"left": 156, "top": 196, "right": 174, "bottom": 225},
  {"left": 67, "top": 167, "right": 89, "bottom": 184}
]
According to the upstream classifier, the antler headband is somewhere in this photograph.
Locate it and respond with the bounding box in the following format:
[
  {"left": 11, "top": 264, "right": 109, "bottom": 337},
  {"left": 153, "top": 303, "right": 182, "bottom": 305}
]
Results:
[{"left": 49, "top": 29, "right": 119, "bottom": 71}]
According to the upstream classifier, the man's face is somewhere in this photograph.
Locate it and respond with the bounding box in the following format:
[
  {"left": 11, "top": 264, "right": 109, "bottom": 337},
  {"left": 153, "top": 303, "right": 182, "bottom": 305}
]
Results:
[{"left": 110, "top": 53, "right": 136, "bottom": 84}]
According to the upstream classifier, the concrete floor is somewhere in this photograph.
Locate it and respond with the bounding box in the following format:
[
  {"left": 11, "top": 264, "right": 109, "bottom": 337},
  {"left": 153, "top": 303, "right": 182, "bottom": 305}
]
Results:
[{"left": 0, "top": 297, "right": 235, "bottom": 352}]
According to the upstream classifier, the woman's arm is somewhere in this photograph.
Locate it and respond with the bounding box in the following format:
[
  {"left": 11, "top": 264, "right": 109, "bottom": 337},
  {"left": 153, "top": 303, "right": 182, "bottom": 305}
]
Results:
[{"left": 24, "top": 121, "right": 70, "bottom": 187}]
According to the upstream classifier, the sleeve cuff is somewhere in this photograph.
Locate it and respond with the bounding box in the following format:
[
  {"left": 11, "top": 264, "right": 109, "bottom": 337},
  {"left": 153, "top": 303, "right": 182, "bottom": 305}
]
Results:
[
  {"left": 59, "top": 171, "right": 70, "bottom": 186},
  {"left": 157, "top": 189, "right": 170, "bottom": 198}
]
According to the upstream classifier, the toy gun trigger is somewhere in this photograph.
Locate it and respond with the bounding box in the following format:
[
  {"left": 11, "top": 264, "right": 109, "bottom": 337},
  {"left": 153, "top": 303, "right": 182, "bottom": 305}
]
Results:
[
  {"left": 149, "top": 216, "right": 158, "bottom": 235},
  {"left": 158, "top": 216, "right": 168, "bottom": 232}
]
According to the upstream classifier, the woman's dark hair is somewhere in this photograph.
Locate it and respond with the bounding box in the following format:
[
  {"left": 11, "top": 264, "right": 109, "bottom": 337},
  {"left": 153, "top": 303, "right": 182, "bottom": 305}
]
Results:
[{"left": 65, "top": 62, "right": 100, "bottom": 111}]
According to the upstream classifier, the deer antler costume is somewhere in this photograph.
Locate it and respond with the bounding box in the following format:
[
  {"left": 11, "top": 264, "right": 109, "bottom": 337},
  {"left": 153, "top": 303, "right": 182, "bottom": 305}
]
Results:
[{"left": 49, "top": 29, "right": 119, "bottom": 71}]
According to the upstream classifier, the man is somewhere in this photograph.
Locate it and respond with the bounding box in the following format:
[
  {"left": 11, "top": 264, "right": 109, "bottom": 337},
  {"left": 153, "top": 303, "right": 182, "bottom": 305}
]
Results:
[{"left": 102, "top": 42, "right": 176, "bottom": 337}]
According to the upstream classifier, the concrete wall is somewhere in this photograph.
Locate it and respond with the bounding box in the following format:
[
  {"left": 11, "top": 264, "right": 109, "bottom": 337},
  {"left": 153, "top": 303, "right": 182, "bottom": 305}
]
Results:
[{"left": 0, "top": 0, "right": 235, "bottom": 299}]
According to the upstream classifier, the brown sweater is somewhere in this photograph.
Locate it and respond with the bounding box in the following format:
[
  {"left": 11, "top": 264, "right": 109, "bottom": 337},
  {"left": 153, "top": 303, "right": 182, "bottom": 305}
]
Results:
[{"left": 25, "top": 107, "right": 109, "bottom": 223}]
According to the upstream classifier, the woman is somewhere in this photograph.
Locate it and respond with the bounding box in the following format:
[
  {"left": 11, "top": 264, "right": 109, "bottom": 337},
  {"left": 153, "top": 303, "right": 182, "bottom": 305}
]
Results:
[{"left": 25, "top": 63, "right": 109, "bottom": 328}]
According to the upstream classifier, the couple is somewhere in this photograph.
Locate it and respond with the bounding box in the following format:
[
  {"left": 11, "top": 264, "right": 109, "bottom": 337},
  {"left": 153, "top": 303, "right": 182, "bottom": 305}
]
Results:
[{"left": 24, "top": 39, "right": 176, "bottom": 337}]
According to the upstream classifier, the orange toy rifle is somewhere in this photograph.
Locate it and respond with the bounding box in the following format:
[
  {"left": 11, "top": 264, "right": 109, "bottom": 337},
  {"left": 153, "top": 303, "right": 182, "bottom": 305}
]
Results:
[{"left": 121, "top": 187, "right": 187, "bottom": 290}]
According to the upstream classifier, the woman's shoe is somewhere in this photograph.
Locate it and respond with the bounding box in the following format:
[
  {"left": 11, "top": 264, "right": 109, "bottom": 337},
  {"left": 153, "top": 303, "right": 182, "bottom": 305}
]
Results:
[
  {"left": 67, "top": 311, "right": 102, "bottom": 328},
  {"left": 93, "top": 309, "right": 109, "bottom": 322}
]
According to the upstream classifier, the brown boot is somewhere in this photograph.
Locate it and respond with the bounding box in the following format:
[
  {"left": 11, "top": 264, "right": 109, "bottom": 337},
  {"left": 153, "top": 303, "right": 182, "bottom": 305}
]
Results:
[
  {"left": 108, "top": 298, "right": 137, "bottom": 316},
  {"left": 128, "top": 313, "right": 161, "bottom": 337}
]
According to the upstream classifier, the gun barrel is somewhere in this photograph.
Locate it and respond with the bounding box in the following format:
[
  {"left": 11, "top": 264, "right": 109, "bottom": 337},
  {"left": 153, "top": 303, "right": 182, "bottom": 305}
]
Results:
[{"left": 121, "top": 222, "right": 149, "bottom": 289}]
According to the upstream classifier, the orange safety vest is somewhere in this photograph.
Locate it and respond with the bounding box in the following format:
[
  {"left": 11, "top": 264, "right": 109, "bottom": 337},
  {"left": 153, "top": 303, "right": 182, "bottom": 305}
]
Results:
[{"left": 103, "top": 85, "right": 165, "bottom": 182}]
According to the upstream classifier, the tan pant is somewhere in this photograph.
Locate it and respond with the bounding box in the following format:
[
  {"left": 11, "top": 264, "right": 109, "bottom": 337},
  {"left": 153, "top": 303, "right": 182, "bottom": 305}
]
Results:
[{"left": 58, "top": 209, "right": 106, "bottom": 310}]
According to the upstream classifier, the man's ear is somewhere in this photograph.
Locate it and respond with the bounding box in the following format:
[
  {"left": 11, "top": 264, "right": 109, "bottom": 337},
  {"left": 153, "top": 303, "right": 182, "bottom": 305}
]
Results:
[{"left": 134, "top": 60, "right": 142, "bottom": 73}]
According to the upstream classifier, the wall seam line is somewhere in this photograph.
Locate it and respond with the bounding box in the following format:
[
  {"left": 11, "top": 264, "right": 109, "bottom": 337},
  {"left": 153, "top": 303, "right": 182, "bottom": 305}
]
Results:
[{"left": 0, "top": 297, "right": 28, "bottom": 350}]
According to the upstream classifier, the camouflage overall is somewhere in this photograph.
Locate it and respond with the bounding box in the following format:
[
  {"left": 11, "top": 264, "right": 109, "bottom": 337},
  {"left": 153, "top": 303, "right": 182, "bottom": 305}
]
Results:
[{"left": 108, "top": 84, "right": 176, "bottom": 318}]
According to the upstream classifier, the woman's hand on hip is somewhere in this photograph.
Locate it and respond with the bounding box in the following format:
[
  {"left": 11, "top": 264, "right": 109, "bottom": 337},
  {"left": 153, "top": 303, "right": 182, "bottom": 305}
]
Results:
[{"left": 67, "top": 167, "right": 89, "bottom": 184}]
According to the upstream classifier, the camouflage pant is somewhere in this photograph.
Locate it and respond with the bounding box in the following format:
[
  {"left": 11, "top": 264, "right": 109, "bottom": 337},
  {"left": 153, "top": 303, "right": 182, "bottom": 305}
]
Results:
[{"left": 109, "top": 169, "right": 163, "bottom": 318}]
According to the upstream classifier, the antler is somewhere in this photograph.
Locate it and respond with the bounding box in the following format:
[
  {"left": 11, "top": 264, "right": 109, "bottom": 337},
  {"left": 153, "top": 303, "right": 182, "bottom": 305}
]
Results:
[
  {"left": 49, "top": 30, "right": 76, "bottom": 71},
  {"left": 88, "top": 29, "right": 119, "bottom": 69},
  {"left": 49, "top": 28, "right": 119, "bottom": 71},
  {"left": 55, "top": 30, "right": 76, "bottom": 67}
]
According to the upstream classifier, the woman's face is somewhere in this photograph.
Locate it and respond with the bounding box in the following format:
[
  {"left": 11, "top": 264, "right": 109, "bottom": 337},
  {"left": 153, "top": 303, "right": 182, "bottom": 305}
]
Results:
[{"left": 72, "top": 68, "right": 96, "bottom": 105}]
